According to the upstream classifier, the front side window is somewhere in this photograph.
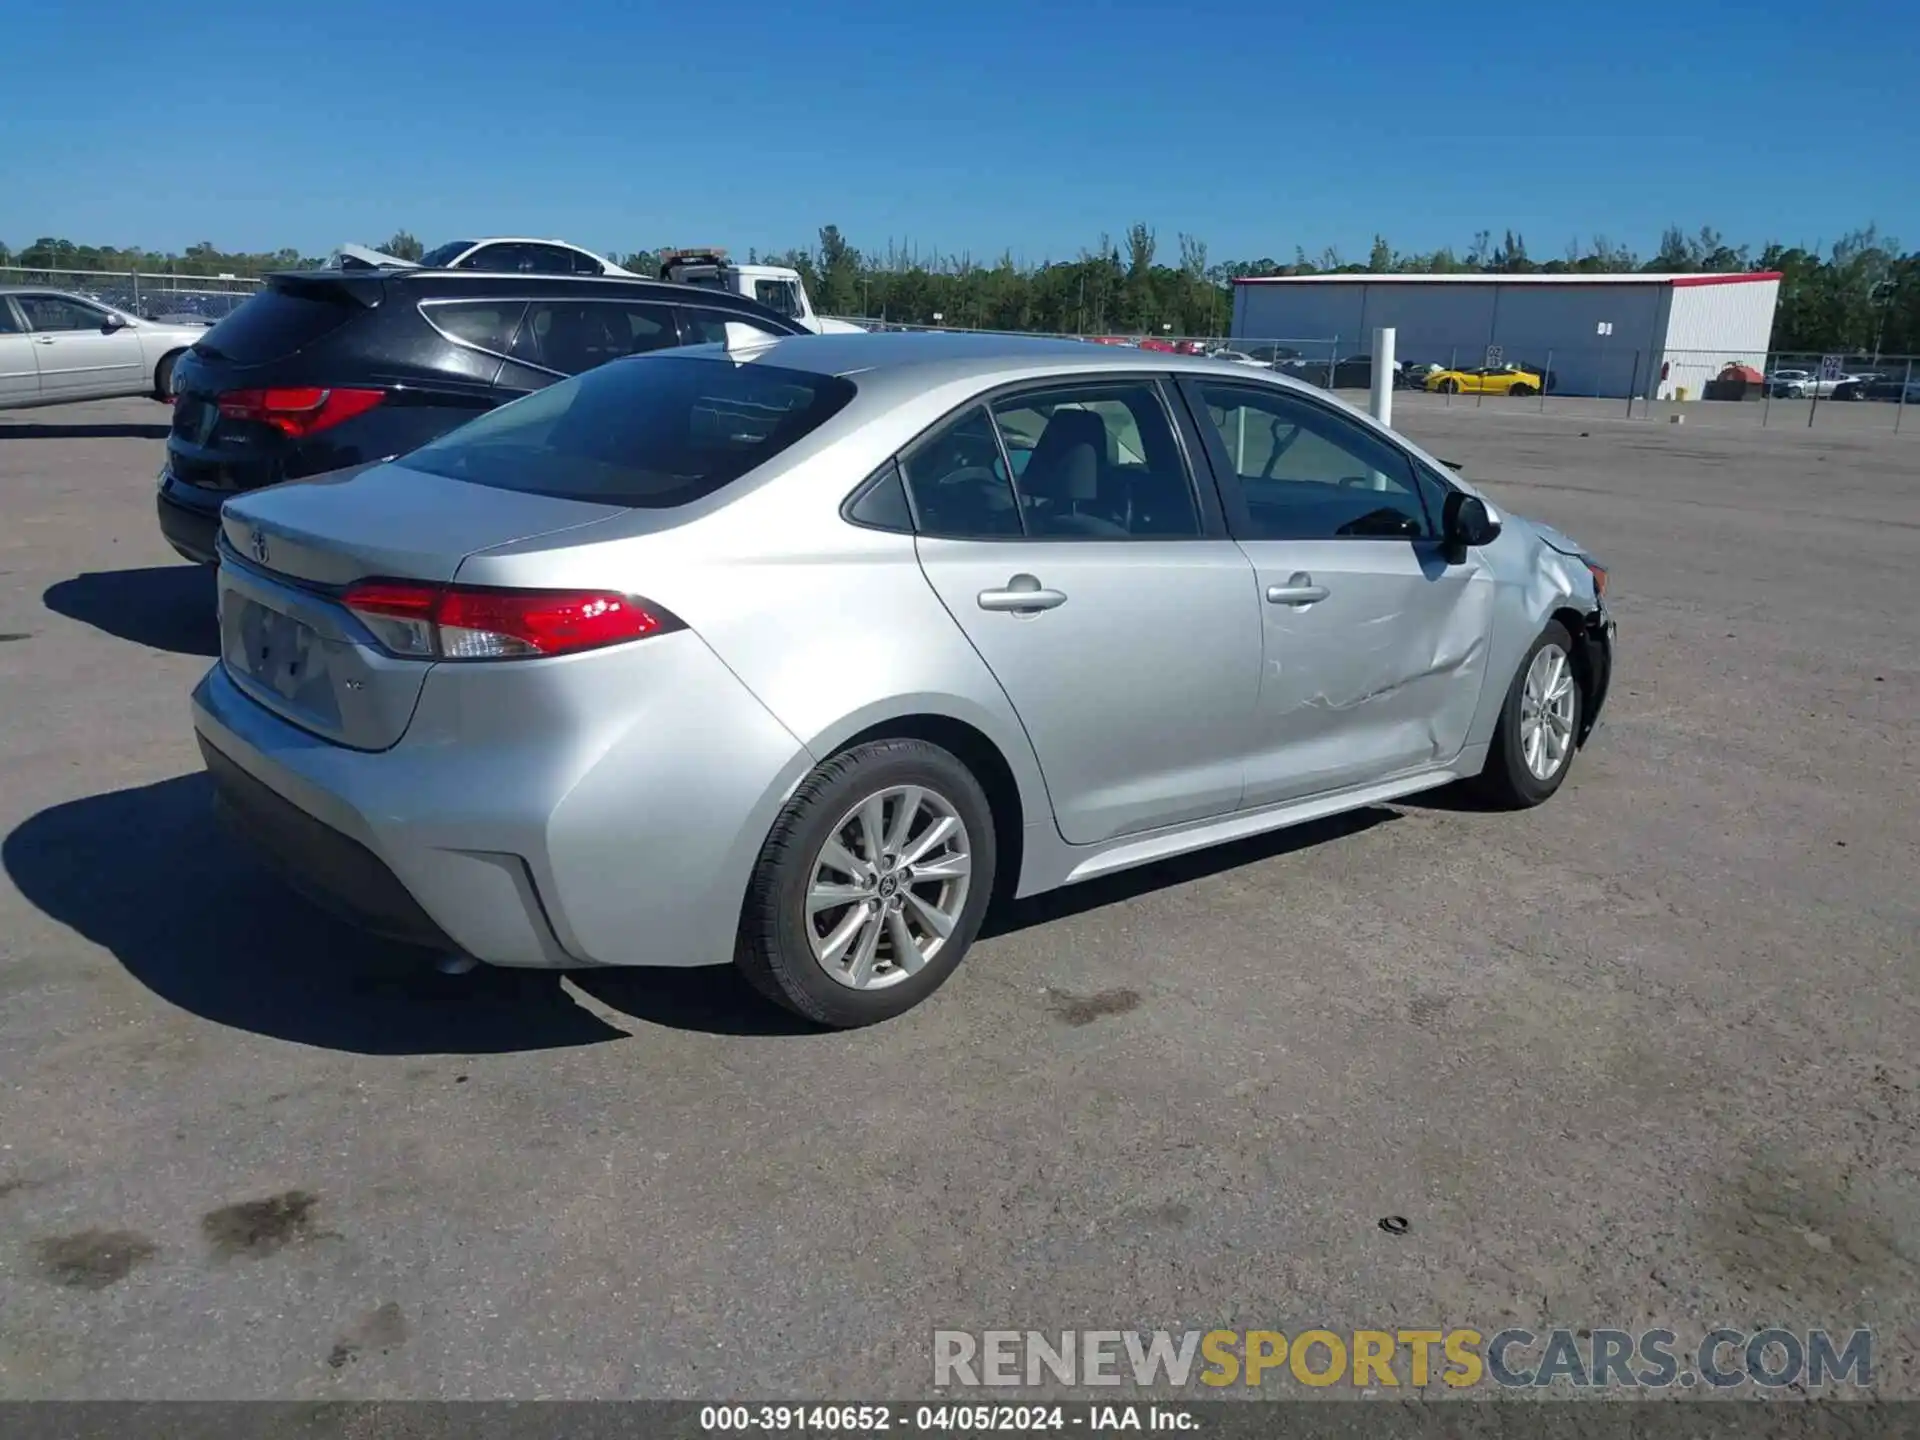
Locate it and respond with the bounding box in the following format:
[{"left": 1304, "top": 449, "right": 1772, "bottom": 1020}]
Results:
[
  {"left": 401, "top": 355, "right": 855, "bottom": 509},
  {"left": 460, "top": 244, "right": 533, "bottom": 274},
  {"left": 990, "top": 382, "right": 1200, "bottom": 538},
  {"left": 1192, "top": 382, "right": 1431, "bottom": 541},
  {"left": 898, "top": 405, "right": 1022, "bottom": 539},
  {"left": 520, "top": 245, "right": 593, "bottom": 276},
  {"left": 0, "top": 300, "right": 24, "bottom": 336},
  {"left": 753, "top": 279, "right": 803, "bottom": 318},
  {"left": 18, "top": 295, "right": 107, "bottom": 332}
]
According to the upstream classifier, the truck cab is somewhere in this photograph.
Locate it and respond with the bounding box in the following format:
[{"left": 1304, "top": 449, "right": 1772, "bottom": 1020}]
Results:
[{"left": 657, "top": 249, "right": 866, "bottom": 335}]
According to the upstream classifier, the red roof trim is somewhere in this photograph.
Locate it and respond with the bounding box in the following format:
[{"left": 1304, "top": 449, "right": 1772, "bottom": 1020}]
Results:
[
  {"left": 1232, "top": 270, "right": 1785, "bottom": 287},
  {"left": 1670, "top": 271, "right": 1783, "bottom": 287}
]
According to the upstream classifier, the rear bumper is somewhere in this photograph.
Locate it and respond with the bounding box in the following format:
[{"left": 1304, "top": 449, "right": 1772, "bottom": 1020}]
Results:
[
  {"left": 188, "top": 629, "right": 814, "bottom": 971},
  {"left": 199, "top": 732, "right": 456, "bottom": 951},
  {"left": 156, "top": 482, "right": 222, "bottom": 566}
]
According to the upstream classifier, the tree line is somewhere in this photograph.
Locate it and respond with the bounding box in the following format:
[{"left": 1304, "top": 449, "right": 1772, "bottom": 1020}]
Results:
[{"left": 4, "top": 222, "right": 1916, "bottom": 356}]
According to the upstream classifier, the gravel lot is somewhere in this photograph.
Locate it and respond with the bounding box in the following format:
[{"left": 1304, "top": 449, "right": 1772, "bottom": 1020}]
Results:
[{"left": 1, "top": 397, "right": 1915, "bottom": 1400}]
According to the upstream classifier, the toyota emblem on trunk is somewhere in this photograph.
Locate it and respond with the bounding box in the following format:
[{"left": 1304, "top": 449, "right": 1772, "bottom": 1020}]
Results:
[{"left": 248, "top": 526, "right": 269, "bottom": 565}]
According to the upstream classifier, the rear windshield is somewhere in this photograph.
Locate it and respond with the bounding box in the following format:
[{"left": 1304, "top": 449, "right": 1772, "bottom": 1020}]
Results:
[
  {"left": 194, "top": 288, "right": 359, "bottom": 365},
  {"left": 401, "top": 355, "right": 857, "bottom": 508}
]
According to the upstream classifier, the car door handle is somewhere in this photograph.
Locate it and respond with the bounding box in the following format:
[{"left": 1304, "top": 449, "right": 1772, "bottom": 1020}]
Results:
[
  {"left": 33, "top": 337, "right": 56, "bottom": 345},
  {"left": 1266, "top": 576, "right": 1330, "bottom": 605},
  {"left": 978, "top": 577, "right": 1067, "bottom": 613}
]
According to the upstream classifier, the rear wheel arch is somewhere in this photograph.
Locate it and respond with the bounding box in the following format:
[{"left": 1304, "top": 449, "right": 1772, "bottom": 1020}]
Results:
[
  {"left": 832, "top": 713, "right": 1026, "bottom": 911},
  {"left": 153, "top": 347, "right": 187, "bottom": 399}
]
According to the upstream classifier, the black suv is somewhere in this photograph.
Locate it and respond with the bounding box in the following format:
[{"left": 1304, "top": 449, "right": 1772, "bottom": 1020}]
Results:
[{"left": 157, "top": 268, "right": 805, "bottom": 564}]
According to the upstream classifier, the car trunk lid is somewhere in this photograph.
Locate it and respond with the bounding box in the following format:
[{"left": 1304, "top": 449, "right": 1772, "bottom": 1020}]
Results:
[{"left": 215, "top": 462, "right": 628, "bottom": 750}]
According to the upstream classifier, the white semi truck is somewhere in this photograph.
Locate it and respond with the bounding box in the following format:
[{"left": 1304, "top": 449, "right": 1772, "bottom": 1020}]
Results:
[{"left": 656, "top": 249, "right": 866, "bottom": 335}]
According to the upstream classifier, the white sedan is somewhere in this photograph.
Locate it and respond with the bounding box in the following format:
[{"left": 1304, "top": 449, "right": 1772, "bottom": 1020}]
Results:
[{"left": 1, "top": 288, "right": 207, "bottom": 410}]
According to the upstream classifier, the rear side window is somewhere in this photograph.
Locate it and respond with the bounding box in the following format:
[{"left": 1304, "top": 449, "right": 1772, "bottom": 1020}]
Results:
[
  {"left": 195, "top": 288, "right": 358, "bottom": 364},
  {"left": 510, "top": 300, "right": 678, "bottom": 375},
  {"left": 422, "top": 301, "right": 527, "bottom": 357},
  {"left": 401, "top": 355, "right": 856, "bottom": 509}
]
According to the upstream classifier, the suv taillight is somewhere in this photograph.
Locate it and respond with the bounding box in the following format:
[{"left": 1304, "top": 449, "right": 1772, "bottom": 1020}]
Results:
[
  {"left": 217, "top": 387, "right": 385, "bottom": 436},
  {"left": 342, "top": 579, "right": 683, "bottom": 660}
]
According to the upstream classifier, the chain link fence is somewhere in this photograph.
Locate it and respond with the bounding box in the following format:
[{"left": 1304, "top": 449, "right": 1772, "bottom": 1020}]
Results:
[
  {"left": 0, "top": 265, "right": 262, "bottom": 321},
  {"left": 832, "top": 320, "right": 1917, "bottom": 433},
  {"left": 2, "top": 274, "right": 1908, "bottom": 433}
]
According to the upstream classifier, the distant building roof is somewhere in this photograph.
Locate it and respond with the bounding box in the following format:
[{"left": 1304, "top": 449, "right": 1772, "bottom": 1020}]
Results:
[{"left": 1233, "top": 271, "right": 1785, "bottom": 287}]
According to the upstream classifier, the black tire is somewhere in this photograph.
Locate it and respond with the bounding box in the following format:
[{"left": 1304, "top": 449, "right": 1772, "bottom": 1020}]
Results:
[
  {"left": 1509, "top": 382, "right": 1536, "bottom": 397},
  {"left": 736, "top": 738, "right": 997, "bottom": 1028},
  {"left": 154, "top": 349, "right": 184, "bottom": 401},
  {"left": 1474, "top": 620, "right": 1582, "bottom": 809},
  {"left": 1436, "top": 378, "right": 1460, "bottom": 394}
]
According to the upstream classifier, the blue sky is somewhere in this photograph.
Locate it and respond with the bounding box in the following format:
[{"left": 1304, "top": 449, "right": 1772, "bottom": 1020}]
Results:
[{"left": 7, "top": 0, "right": 1916, "bottom": 266}]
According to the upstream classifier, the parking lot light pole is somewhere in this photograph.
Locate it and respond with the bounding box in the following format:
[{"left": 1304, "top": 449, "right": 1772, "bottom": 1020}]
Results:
[
  {"left": 1898, "top": 359, "right": 1913, "bottom": 435},
  {"left": 1370, "top": 326, "right": 1395, "bottom": 427}
]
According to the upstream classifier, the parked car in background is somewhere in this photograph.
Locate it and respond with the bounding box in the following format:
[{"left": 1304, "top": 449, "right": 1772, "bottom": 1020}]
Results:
[
  {"left": 331, "top": 238, "right": 635, "bottom": 278},
  {"left": 1, "top": 288, "right": 207, "bottom": 409},
  {"left": 191, "top": 332, "right": 1613, "bottom": 1029},
  {"left": 1508, "top": 359, "right": 1559, "bottom": 394},
  {"left": 1425, "top": 364, "right": 1545, "bottom": 397},
  {"left": 1767, "top": 368, "right": 1862, "bottom": 399},
  {"left": 1207, "top": 348, "right": 1272, "bottom": 368},
  {"left": 1832, "top": 372, "right": 1893, "bottom": 400},
  {"left": 1231, "top": 341, "right": 1303, "bottom": 367},
  {"left": 155, "top": 268, "right": 805, "bottom": 565}
]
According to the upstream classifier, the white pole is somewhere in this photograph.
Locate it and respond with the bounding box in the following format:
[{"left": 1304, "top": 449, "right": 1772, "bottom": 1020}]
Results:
[{"left": 1370, "top": 326, "right": 1396, "bottom": 428}]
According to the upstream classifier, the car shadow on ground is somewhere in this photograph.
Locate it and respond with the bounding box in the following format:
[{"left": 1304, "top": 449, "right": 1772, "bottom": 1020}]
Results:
[
  {"left": 0, "top": 420, "right": 171, "bottom": 440},
  {"left": 576, "top": 807, "right": 1403, "bottom": 1035},
  {"left": 979, "top": 805, "right": 1399, "bottom": 938},
  {"left": 5, "top": 777, "right": 1408, "bottom": 1050},
  {"left": 2, "top": 773, "right": 630, "bottom": 1056},
  {"left": 43, "top": 565, "right": 220, "bottom": 657},
  {"left": 1392, "top": 780, "right": 1508, "bottom": 814}
]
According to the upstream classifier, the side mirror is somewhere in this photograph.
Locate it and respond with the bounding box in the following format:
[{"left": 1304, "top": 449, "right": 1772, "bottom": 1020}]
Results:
[
  {"left": 1441, "top": 490, "right": 1501, "bottom": 561},
  {"left": 102, "top": 313, "right": 130, "bottom": 332}
]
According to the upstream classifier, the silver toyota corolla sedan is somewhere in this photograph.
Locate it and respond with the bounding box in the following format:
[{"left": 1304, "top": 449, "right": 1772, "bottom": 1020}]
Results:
[{"left": 191, "top": 331, "right": 1615, "bottom": 1027}]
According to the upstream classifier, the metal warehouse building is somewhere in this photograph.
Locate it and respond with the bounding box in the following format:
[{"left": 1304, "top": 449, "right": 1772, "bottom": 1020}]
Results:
[{"left": 1232, "top": 271, "right": 1782, "bottom": 400}]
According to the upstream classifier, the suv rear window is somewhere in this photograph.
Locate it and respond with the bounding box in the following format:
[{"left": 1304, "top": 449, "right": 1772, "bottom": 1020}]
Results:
[
  {"left": 194, "top": 287, "right": 359, "bottom": 365},
  {"left": 401, "top": 355, "right": 855, "bottom": 508}
]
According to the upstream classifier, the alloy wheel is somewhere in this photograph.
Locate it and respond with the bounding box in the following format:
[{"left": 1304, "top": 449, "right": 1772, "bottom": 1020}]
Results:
[
  {"left": 805, "top": 785, "right": 973, "bottom": 991},
  {"left": 1520, "top": 643, "right": 1577, "bottom": 781}
]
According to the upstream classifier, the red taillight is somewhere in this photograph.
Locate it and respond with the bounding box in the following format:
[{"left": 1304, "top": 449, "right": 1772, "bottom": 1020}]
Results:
[
  {"left": 217, "top": 386, "right": 386, "bottom": 436},
  {"left": 342, "top": 579, "right": 681, "bottom": 660}
]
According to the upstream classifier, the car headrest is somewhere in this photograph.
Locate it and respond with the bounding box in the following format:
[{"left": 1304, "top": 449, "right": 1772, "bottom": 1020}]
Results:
[{"left": 1025, "top": 441, "right": 1101, "bottom": 503}]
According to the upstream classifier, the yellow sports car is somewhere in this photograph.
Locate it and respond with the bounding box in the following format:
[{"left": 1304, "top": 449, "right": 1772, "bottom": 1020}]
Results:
[{"left": 1424, "top": 365, "right": 1544, "bottom": 396}]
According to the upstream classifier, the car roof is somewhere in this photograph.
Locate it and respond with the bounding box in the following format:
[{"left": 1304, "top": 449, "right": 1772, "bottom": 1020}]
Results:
[
  {"left": 260, "top": 267, "right": 805, "bottom": 328},
  {"left": 716, "top": 329, "right": 1329, "bottom": 386}
]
